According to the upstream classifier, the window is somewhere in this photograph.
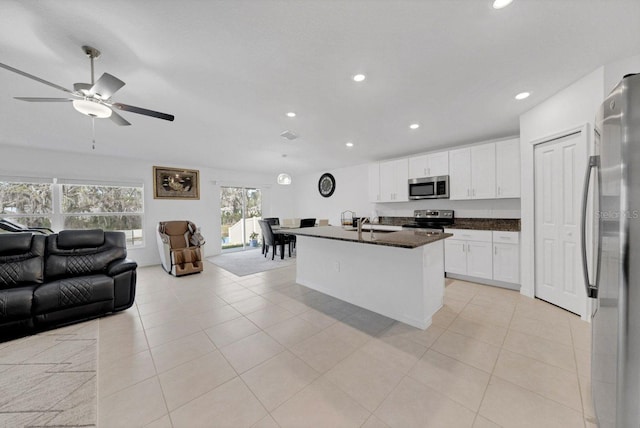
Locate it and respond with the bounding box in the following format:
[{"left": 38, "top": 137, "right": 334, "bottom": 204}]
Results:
[
  {"left": 0, "top": 179, "right": 53, "bottom": 228},
  {"left": 61, "top": 183, "right": 144, "bottom": 247},
  {"left": 0, "top": 178, "right": 144, "bottom": 248}
]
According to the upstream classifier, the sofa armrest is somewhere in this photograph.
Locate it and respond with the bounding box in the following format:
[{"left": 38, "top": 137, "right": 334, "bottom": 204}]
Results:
[{"left": 107, "top": 258, "right": 138, "bottom": 276}]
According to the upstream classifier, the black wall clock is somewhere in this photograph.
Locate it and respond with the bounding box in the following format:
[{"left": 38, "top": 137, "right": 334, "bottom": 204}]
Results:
[{"left": 318, "top": 173, "right": 336, "bottom": 197}]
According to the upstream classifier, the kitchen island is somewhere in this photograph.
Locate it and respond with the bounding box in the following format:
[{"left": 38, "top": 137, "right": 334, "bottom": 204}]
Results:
[{"left": 285, "top": 226, "right": 451, "bottom": 329}]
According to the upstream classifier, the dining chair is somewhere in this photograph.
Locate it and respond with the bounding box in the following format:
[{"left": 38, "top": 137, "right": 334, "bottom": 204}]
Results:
[
  {"left": 300, "top": 218, "right": 316, "bottom": 228},
  {"left": 262, "top": 218, "right": 279, "bottom": 253},
  {"left": 259, "top": 220, "right": 291, "bottom": 260}
]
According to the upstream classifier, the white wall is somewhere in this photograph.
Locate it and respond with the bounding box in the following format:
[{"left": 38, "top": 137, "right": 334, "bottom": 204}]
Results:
[
  {"left": 604, "top": 54, "right": 640, "bottom": 95},
  {"left": 0, "top": 144, "right": 295, "bottom": 266}
]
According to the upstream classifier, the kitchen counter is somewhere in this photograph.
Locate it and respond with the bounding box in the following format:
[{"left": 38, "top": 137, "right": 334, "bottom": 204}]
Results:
[
  {"left": 290, "top": 226, "right": 447, "bottom": 329},
  {"left": 284, "top": 226, "right": 451, "bottom": 249},
  {"left": 377, "top": 216, "right": 521, "bottom": 232}
]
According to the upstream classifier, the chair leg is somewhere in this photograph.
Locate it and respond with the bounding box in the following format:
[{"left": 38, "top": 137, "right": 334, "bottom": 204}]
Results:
[
  {"left": 288, "top": 241, "right": 291, "bottom": 257},
  {"left": 272, "top": 245, "right": 276, "bottom": 260},
  {"left": 264, "top": 245, "right": 268, "bottom": 258}
]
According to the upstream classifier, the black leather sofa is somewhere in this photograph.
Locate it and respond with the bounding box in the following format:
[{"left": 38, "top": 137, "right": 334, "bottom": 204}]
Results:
[{"left": 0, "top": 229, "right": 137, "bottom": 340}]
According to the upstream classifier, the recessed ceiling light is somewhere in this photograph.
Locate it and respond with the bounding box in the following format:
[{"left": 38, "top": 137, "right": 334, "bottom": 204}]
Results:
[
  {"left": 345, "top": 142, "right": 354, "bottom": 148},
  {"left": 493, "top": 0, "right": 513, "bottom": 9},
  {"left": 286, "top": 112, "right": 296, "bottom": 118},
  {"left": 409, "top": 123, "right": 420, "bottom": 130},
  {"left": 353, "top": 74, "right": 366, "bottom": 82},
  {"left": 515, "top": 92, "right": 530, "bottom": 100}
]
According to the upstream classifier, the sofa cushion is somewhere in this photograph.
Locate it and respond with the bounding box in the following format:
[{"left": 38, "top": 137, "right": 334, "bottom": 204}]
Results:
[
  {"left": 0, "top": 233, "right": 45, "bottom": 288},
  {"left": 45, "top": 231, "right": 126, "bottom": 279},
  {"left": 33, "top": 274, "right": 114, "bottom": 314},
  {"left": 57, "top": 229, "right": 105, "bottom": 249},
  {"left": 0, "top": 285, "right": 37, "bottom": 322}
]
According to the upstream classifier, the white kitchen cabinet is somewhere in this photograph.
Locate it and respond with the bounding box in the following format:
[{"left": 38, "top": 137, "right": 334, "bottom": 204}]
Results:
[
  {"left": 471, "top": 144, "right": 496, "bottom": 199},
  {"left": 443, "top": 229, "right": 493, "bottom": 280},
  {"left": 408, "top": 151, "right": 449, "bottom": 178},
  {"left": 495, "top": 138, "right": 520, "bottom": 198},
  {"left": 368, "top": 163, "right": 381, "bottom": 202},
  {"left": 492, "top": 231, "right": 520, "bottom": 283},
  {"left": 449, "top": 148, "right": 472, "bottom": 199},
  {"left": 378, "top": 158, "right": 408, "bottom": 202},
  {"left": 449, "top": 143, "right": 497, "bottom": 200}
]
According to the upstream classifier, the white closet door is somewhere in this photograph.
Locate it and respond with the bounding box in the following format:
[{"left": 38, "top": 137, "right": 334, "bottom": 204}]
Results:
[{"left": 534, "top": 132, "right": 585, "bottom": 315}]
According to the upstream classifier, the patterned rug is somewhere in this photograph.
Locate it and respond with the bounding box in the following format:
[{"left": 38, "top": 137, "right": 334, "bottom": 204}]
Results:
[
  {"left": 208, "top": 248, "right": 296, "bottom": 276},
  {"left": 0, "top": 320, "right": 98, "bottom": 427}
]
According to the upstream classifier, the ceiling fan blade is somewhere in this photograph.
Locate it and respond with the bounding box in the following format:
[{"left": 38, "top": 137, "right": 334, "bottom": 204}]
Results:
[
  {"left": 109, "top": 109, "right": 131, "bottom": 126},
  {"left": 111, "top": 102, "right": 175, "bottom": 122},
  {"left": 88, "top": 73, "right": 125, "bottom": 99},
  {"left": 0, "top": 62, "right": 74, "bottom": 94},
  {"left": 14, "top": 97, "right": 74, "bottom": 102}
]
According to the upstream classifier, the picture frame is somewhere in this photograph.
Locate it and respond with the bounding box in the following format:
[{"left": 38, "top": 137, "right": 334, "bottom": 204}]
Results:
[{"left": 153, "top": 166, "right": 200, "bottom": 200}]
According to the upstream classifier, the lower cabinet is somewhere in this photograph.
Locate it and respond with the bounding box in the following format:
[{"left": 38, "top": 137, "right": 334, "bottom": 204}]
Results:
[
  {"left": 492, "top": 231, "right": 520, "bottom": 283},
  {"left": 444, "top": 230, "right": 493, "bottom": 280},
  {"left": 444, "top": 229, "right": 519, "bottom": 285}
]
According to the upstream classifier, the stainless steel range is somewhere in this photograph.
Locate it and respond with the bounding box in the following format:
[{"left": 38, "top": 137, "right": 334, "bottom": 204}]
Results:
[{"left": 402, "top": 209, "right": 454, "bottom": 232}]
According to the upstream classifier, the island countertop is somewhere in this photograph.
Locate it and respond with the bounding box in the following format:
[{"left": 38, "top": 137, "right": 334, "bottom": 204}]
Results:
[{"left": 283, "top": 226, "right": 451, "bottom": 249}]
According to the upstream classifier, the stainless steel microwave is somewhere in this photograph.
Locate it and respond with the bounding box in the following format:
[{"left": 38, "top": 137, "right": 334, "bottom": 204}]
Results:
[{"left": 408, "top": 176, "right": 449, "bottom": 199}]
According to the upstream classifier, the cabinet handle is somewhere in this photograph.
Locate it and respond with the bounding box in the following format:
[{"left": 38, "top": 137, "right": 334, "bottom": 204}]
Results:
[
  {"left": 473, "top": 189, "right": 476, "bottom": 197},
  {"left": 467, "top": 189, "right": 470, "bottom": 197},
  {"left": 494, "top": 246, "right": 497, "bottom": 255},
  {"left": 467, "top": 243, "right": 471, "bottom": 252},
  {"left": 498, "top": 186, "right": 501, "bottom": 196},
  {"left": 427, "top": 167, "right": 431, "bottom": 176}
]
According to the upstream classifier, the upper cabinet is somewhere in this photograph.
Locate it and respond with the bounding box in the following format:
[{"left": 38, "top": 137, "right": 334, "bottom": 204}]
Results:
[
  {"left": 370, "top": 158, "right": 408, "bottom": 203},
  {"left": 449, "top": 139, "right": 520, "bottom": 200},
  {"left": 495, "top": 138, "right": 520, "bottom": 198},
  {"left": 408, "top": 151, "right": 449, "bottom": 178},
  {"left": 449, "top": 143, "right": 496, "bottom": 199}
]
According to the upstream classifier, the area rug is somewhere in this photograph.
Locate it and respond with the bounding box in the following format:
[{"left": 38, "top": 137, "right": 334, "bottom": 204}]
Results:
[
  {"left": 207, "top": 248, "right": 296, "bottom": 276},
  {"left": 0, "top": 320, "right": 98, "bottom": 427}
]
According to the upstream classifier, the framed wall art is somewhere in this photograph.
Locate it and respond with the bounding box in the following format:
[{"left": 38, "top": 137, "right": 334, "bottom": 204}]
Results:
[{"left": 153, "top": 166, "right": 200, "bottom": 200}]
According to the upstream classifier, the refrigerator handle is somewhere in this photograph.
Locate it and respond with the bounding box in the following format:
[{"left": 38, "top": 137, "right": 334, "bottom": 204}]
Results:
[{"left": 581, "top": 155, "right": 599, "bottom": 299}]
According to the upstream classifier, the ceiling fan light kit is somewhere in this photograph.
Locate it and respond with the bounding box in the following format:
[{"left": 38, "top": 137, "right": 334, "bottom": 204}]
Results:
[
  {"left": 0, "top": 44, "right": 175, "bottom": 148},
  {"left": 72, "top": 99, "right": 112, "bottom": 118}
]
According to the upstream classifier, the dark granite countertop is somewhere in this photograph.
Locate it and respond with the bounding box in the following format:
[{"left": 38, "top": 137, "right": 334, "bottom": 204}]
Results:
[
  {"left": 378, "top": 216, "right": 520, "bottom": 232},
  {"left": 449, "top": 218, "right": 520, "bottom": 232},
  {"left": 283, "top": 226, "right": 452, "bottom": 249}
]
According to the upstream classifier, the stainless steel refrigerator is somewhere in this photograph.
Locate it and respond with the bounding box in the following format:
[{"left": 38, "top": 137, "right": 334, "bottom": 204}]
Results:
[{"left": 583, "top": 72, "right": 640, "bottom": 428}]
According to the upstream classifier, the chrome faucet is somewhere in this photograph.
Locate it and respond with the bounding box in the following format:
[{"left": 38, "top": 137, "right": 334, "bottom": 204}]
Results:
[{"left": 357, "top": 217, "right": 372, "bottom": 240}]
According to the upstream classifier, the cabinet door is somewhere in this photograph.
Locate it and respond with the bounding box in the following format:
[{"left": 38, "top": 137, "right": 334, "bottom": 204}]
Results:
[
  {"left": 470, "top": 143, "right": 496, "bottom": 199},
  {"left": 408, "top": 155, "right": 429, "bottom": 179},
  {"left": 444, "top": 239, "right": 467, "bottom": 274},
  {"left": 393, "top": 158, "right": 409, "bottom": 201},
  {"left": 448, "top": 148, "right": 471, "bottom": 200},
  {"left": 466, "top": 241, "right": 493, "bottom": 279},
  {"left": 496, "top": 139, "right": 520, "bottom": 198},
  {"left": 368, "top": 163, "right": 381, "bottom": 202},
  {"left": 493, "top": 243, "right": 520, "bottom": 283},
  {"left": 428, "top": 151, "right": 449, "bottom": 176},
  {"left": 379, "top": 160, "right": 395, "bottom": 202}
]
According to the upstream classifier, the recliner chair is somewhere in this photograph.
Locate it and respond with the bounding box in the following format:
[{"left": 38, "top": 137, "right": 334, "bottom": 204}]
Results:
[{"left": 157, "top": 221, "right": 205, "bottom": 276}]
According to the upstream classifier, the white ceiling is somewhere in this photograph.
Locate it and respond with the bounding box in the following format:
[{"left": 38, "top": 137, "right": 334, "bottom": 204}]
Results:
[{"left": 0, "top": 0, "right": 638, "bottom": 175}]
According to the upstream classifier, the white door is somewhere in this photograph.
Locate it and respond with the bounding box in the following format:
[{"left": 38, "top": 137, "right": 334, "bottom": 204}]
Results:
[
  {"left": 496, "top": 139, "right": 521, "bottom": 198},
  {"left": 534, "top": 133, "right": 586, "bottom": 315},
  {"left": 471, "top": 143, "right": 496, "bottom": 199},
  {"left": 393, "top": 158, "right": 409, "bottom": 201},
  {"left": 408, "top": 154, "right": 429, "bottom": 178},
  {"left": 379, "top": 161, "right": 395, "bottom": 202},
  {"left": 449, "top": 148, "right": 471, "bottom": 200},
  {"left": 444, "top": 240, "right": 467, "bottom": 274},
  {"left": 466, "top": 240, "right": 493, "bottom": 279},
  {"left": 493, "top": 243, "right": 520, "bottom": 283},
  {"left": 428, "top": 151, "right": 449, "bottom": 176}
]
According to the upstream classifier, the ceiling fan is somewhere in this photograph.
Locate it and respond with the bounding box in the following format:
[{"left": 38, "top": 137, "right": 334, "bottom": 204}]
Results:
[{"left": 0, "top": 45, "right": 175, "bottom": 126}]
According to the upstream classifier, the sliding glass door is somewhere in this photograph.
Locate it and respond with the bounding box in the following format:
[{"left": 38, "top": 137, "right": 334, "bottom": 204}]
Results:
[{"left": 220, "top": 186, "right": 262, "bottom": 251}]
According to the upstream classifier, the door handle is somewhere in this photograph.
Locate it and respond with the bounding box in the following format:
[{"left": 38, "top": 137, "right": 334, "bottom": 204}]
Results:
[{"left": 581, "top": 155, "right": 600, "bottom": 299}]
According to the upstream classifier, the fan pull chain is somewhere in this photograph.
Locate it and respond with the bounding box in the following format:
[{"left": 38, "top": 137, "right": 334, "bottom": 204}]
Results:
[{"left": 92, "top": 117, "right": 96, "bottom": 150}]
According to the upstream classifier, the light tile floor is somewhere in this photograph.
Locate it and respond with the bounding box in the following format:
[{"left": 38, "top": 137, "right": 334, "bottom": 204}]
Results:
[{"left": 97, "top": 263, "right": 595, "bottom": 428}]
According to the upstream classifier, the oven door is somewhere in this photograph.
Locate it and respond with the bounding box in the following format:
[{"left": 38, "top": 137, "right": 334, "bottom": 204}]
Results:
[
  {"left": 408, "top": 176, "right": 449, "bottom": 199},
  {"left": 409, "top": 177, "right": 436, "bottom": 199}
]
